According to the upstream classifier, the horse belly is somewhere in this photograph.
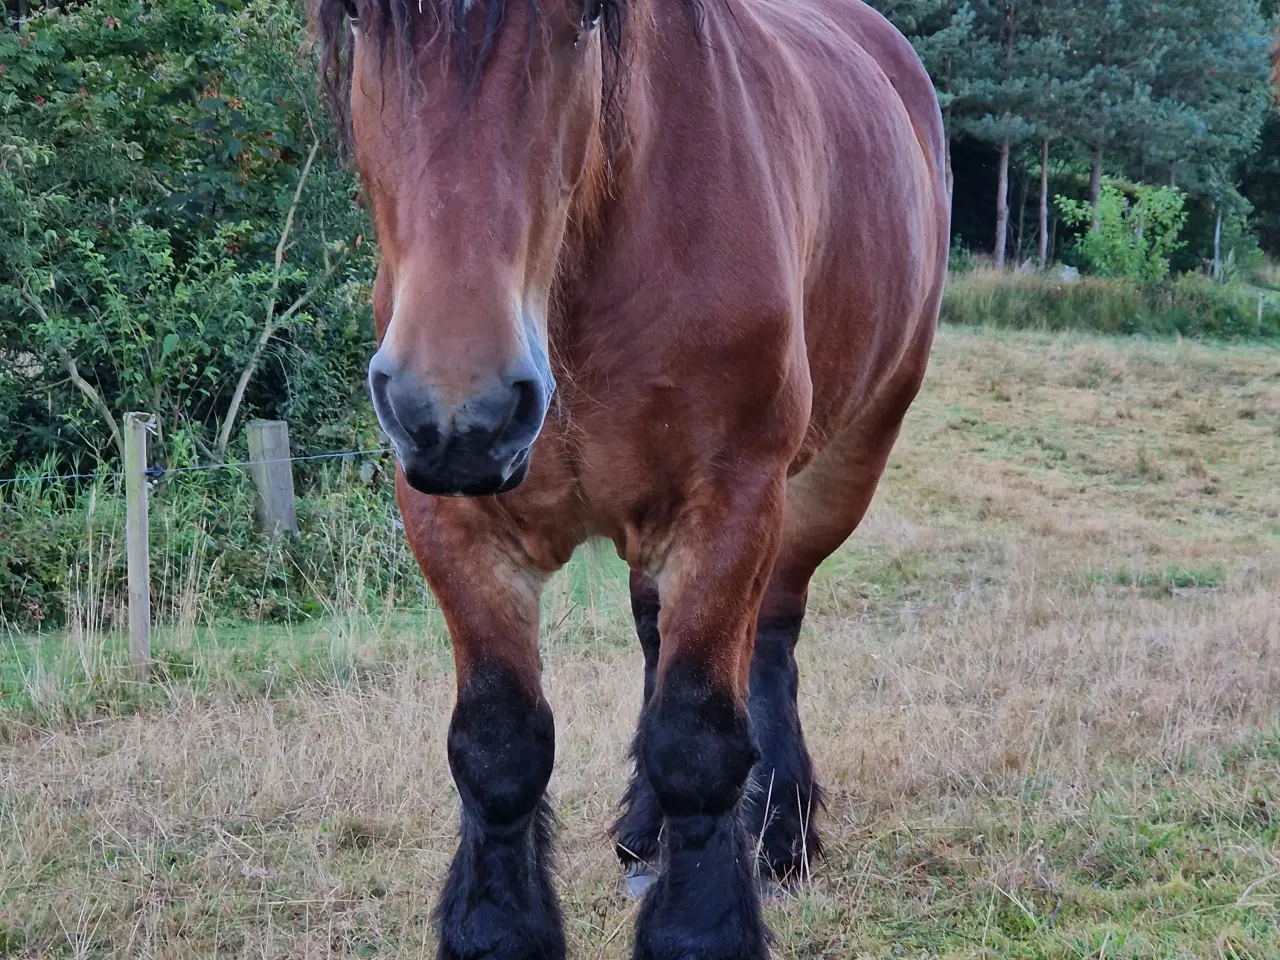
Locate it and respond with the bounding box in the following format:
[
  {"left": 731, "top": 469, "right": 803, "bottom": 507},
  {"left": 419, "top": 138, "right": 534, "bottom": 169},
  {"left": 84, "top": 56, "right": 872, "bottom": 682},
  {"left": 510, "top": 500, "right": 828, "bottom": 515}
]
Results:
[{"left": 782, "top": 3, "right": 948, "bottom": 471}]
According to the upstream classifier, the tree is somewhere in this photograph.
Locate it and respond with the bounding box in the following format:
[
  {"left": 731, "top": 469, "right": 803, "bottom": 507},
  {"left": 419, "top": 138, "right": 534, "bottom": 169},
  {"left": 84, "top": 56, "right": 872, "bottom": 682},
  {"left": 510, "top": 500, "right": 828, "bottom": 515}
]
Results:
[
  {"left": 873, "top": 0, "right": 976, "bottom": 202},
  {"left": 1040, "top": 1, "right": 1145, "bottom": 226},
  {"left": 1134, "top": 1, "right": 1270, "bottom": 191},
  {"left": 955, "top": 0, "right": 1065, "bottom": 269},
  {"left": 0, "top": 0, "right": 376, "bottom": 476}
]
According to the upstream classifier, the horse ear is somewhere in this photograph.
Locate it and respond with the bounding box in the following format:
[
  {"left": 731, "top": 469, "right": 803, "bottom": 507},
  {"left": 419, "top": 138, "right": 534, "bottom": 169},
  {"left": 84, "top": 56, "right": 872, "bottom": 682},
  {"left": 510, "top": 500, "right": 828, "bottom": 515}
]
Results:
[{"left": 583, "top": 0, "right": 603, "bottom": 30}]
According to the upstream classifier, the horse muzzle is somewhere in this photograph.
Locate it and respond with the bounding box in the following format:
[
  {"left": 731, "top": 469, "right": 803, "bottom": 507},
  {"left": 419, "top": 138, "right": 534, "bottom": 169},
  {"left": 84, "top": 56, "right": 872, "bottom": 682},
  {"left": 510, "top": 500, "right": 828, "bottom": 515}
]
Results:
[{"left": 368, "top": 350, "right": 550, "bottom": 497}]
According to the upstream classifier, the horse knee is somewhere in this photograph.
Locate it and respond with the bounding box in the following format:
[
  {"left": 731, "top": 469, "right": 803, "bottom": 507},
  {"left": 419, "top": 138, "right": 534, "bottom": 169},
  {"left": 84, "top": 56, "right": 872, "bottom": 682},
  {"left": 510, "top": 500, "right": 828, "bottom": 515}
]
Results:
[
  {"left": 448, "top": 662, "right": 554, "bottom": 827},
  {"left": 641, "top": 665, "right": 758, "bottom": 820}
]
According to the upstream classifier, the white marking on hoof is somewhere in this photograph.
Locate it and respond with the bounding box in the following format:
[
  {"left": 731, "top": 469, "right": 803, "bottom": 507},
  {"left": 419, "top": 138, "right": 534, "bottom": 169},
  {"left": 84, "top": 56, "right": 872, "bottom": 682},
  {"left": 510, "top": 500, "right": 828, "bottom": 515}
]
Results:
[{"left": 622, "top": 865, "right": 659, "bottom": 899}]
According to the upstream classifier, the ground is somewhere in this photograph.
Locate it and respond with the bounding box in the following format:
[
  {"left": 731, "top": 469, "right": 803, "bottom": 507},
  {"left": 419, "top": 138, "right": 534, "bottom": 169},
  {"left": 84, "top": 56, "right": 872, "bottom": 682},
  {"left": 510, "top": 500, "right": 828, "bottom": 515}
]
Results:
[{"left": 2, "top": 327, "right": 1279, "bottom": 958}]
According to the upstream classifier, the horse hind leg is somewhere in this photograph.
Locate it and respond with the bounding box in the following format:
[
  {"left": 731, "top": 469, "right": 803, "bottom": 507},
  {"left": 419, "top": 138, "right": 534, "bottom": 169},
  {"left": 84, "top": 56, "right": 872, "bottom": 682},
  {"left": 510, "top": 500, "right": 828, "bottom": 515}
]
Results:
[
  {"left": 745, "top": 405, "right": 913, "bottom": 884},
  {"left": 610, "top": 571, "right": 664, "bottom": 896},
  {"left": 630, "top": 479, "right": 782, "bottom": 960}
]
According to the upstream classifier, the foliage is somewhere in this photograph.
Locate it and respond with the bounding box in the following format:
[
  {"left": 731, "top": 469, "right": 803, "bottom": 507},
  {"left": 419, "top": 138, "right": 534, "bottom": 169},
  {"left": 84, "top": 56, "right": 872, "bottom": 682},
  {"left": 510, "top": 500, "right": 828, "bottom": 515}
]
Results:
[
  {"left": 948, "top": 235, "right": 976, "bottom": 274},
  {"left": 874, "top": 0, "right": 1275, "bottom": 265},
  {"left": 0, "top": 0, "right": 376, "bottom": 477},
  {"left": 1056, "top": 182, "right": 1189, "bottom": 284},
  {"left": 942, "top": 268, "right": 1280, "bottom": 339}
]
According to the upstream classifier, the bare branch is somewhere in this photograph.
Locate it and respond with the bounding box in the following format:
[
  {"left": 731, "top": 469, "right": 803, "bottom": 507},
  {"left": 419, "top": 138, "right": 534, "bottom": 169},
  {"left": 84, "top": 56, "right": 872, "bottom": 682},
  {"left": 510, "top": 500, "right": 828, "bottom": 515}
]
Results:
[
  {"left": 19, "top": 286, "right": 125, "bottom": 460},
  {"left": 264, "top": 141, "right": 321, "bottom": 330},
  {"left": 215, "top": 143, "right": 337, "bottom": 460},
  {"left": 215, "top": 252, "right": 348, "bottom": 458}
]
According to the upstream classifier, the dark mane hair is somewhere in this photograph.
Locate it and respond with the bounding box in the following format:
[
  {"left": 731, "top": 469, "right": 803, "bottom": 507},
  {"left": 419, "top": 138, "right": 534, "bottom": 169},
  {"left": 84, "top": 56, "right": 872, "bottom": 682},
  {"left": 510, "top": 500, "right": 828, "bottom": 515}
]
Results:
[{"left": 311, "top": 0, "right": 631, "bottom": 155}]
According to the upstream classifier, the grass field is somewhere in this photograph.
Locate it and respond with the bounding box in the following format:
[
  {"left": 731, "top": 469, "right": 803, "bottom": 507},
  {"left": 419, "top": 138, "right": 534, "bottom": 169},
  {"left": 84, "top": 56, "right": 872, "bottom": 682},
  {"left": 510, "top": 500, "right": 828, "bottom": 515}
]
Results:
[{"left": 3, "top": 327, "right": 1279, "bottom": 958}]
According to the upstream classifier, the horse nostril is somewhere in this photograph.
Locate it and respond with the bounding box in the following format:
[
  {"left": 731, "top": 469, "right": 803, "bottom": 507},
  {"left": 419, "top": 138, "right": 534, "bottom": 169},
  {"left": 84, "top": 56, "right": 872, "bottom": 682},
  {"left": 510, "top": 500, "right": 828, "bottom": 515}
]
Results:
[
  {"left": 368, "top": 367, "right": 396, "bottom": 426},
  {"left": 369, "top": 359, "right": 443, "bottom": 453},
  {"left": 509, "top": 379, "right": 540, "bottom": 432}
]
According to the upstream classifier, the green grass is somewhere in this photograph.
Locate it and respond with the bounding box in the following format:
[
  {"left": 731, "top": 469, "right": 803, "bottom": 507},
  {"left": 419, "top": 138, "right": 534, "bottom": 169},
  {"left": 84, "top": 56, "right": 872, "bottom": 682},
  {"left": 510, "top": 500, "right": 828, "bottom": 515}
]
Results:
[
  {"left": 1084, "top": 564, "right": 1227, "bottom": 596},
  {"left": 777, "top": 739, "right": 1279, "bottom": 957},
  {"left": 0, "top": 547, "right": 631, "bottom": 732}
]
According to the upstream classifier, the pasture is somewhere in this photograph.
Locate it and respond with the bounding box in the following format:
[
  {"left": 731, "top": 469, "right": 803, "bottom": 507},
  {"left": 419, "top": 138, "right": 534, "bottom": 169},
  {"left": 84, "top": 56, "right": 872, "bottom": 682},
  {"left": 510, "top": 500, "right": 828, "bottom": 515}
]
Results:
[{"left": 2, "top": 326, "right": 1278, "bottom": 958}]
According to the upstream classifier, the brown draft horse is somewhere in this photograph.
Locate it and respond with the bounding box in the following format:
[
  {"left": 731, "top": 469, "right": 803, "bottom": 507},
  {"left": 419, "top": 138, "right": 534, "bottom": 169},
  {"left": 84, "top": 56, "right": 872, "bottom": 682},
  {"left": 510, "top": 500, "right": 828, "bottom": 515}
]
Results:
[{"left": 314, "top": 0, "right": 948, "bottom": 955}]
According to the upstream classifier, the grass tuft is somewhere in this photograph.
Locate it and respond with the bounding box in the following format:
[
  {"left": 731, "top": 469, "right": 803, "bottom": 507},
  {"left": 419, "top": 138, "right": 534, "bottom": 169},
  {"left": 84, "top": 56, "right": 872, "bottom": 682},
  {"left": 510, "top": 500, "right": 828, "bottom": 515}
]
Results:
[{"left": 942, "top": 268, "right": 1280, "bottom": 340}]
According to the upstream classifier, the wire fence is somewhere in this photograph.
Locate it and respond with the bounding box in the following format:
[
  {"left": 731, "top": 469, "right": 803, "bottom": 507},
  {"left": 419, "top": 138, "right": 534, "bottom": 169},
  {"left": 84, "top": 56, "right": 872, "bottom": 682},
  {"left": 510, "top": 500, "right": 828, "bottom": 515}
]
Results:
[
  {"left": 2, "top": 421, "right": 408, "bottom": 658},
  {"left": 0, "top": 446, "right": 394, "bottom": 487}
]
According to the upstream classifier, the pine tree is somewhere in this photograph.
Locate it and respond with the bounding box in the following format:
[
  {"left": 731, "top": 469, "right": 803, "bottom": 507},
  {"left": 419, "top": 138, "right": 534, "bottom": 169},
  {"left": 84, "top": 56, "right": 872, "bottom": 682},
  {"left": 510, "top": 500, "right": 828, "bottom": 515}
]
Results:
[
  {"left": 873, "top": 1, "right": 976, "bottom": 201},
  {"left": 872, "top": 0, "right": 1276, "bottom": 265},
  {"left": 958, "top": 0, "right": 1061, "bottom": 269},
  {"left": 1041, "top": 0, "right": 1149, "bottom": 227}
]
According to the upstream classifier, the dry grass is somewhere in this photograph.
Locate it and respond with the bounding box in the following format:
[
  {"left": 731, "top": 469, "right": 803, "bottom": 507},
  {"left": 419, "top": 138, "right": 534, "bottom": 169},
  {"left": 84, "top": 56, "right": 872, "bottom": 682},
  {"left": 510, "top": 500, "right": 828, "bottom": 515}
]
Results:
[{"left": 3, "top": 328, "right": 1280, "bottom": 958}]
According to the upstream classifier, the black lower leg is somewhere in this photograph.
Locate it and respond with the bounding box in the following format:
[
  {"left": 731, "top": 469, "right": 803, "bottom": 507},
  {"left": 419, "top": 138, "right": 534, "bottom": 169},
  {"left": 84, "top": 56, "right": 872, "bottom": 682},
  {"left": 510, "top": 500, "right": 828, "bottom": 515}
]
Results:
[
  {"left": 612, "top": 575, "right": 664, "bottom": 869},
  {"left": 435, "top": 662, "right": 564, "bottom": 960},
  {"left": 633, "top": 664, "right": 768, "bottom": 960},
  {"left": 744, "top": 613, "right": 823, "bottom": 882}
]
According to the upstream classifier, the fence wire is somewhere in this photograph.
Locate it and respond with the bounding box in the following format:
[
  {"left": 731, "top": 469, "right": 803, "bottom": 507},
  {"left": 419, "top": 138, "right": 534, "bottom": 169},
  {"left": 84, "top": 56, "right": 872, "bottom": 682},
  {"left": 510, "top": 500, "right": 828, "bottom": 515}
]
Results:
[{"left": 0, "top": 447, "right": 394, "bottom": 487}]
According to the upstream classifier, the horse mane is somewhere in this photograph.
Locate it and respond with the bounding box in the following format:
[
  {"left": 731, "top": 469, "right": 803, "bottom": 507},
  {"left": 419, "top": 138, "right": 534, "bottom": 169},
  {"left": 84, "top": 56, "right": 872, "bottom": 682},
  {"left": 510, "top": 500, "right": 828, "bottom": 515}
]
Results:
[{"left": 310, "top": 0, "right": 633, "bottom": 156}]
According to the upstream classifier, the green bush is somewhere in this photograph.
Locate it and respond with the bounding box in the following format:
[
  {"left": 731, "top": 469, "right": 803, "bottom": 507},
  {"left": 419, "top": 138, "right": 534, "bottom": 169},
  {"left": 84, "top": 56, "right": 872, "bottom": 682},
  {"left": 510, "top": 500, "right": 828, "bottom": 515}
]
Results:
[
  {"left": 949, "top": 235, "right": 977, "bottom": 274},
  {"left": 941, "top": 269, "right": 1280, "bottom": 339},
  {"left": 1057, "top": 181, "right": 1188, "bottom": 285},
  {"left": 0, "top": 0, "right": 376, "bottom": 477}
]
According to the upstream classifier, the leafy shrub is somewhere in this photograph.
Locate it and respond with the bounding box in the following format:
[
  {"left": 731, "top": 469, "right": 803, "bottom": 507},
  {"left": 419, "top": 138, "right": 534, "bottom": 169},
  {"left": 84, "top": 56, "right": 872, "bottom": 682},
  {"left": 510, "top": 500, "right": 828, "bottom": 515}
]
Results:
[
  {"left": 0, "top": 0, "right": 376, "bottom": 477},
  {"left": 1057, "top": 182, "right": 1188, "bottom": 285},
  {"left": 949, "top": 235, "right": 977, "bottom": 274}
]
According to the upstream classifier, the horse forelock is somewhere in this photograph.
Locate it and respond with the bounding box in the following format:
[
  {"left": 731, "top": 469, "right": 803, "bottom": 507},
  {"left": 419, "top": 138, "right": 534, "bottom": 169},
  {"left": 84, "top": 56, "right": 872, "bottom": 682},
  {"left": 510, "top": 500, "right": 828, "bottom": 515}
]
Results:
[{"left": 311, "top": 0, "right": 643, "bottom": 157}]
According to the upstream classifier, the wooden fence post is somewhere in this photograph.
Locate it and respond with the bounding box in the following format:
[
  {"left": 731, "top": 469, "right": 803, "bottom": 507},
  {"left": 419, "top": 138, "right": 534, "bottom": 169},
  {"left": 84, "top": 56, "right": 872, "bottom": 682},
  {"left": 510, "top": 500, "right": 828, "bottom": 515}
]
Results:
[
  {"left": 123, "top": 412, "right": 153, "bottom": 681},
  {"left": 247, "top": 420, "right": 298, "bottom": 538}
]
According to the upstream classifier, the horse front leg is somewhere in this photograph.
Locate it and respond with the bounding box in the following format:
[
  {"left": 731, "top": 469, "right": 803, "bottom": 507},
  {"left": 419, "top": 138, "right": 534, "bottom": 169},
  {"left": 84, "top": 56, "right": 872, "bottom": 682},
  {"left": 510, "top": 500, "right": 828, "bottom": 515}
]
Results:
[
  {"left": 399, "top": 480, "right": 564, "bottom": 960},
  {"left": 632, "top": 478, "right": 785, "bottom": 960}
]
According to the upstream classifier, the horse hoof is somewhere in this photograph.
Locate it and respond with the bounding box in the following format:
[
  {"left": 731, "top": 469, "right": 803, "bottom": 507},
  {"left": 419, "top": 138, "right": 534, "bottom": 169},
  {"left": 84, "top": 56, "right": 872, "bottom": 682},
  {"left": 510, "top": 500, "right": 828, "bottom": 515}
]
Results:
[{"left": 621, "top": 864, "right": 659, "bottom": 899}]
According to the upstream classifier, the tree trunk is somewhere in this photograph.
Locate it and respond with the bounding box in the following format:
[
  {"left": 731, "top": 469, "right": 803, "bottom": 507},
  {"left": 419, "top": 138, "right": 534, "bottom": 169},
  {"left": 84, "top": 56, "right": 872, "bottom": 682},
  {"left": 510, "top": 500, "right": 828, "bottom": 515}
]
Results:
[
  {"left": 943, "top": 70, "right": 955, "bottom": 207},
  {"left": 1170, "top": 161, "right": 1178, "bottom": 188},
  {"left": 1213, "top": 208, "right": 1223, "bottom": 281},
  {"left": 944, "top": 125, "right": 955, "bottom": 206},
  {"left": 995, "top": 138, "right": 1011, "bottom": 270},
  {"left": 1015, "top": 171, "right": 1029, "bottom": 264},
  {"left": 1039, "top": 138, "right": 1049, "bottom": 268},
  {"left": 1089, "top": 144, "right": 1104, "bottom": 232},
  {"left": 1039, "top": 139, "right": 1050, "bottom": 268}
]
